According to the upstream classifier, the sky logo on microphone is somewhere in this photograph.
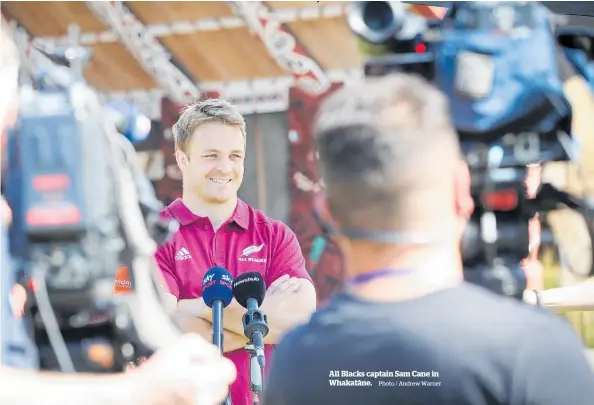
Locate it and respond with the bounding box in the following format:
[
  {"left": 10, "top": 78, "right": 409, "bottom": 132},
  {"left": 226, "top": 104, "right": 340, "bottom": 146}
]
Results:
[
  {"left": 202, "top": 271, "right": 232, "bottom": 291},
  {"left": 202, "top": 267, "right": 234, "bottom": 308},
  {"left": 202, "top": 273, "right": 214, "bottom": 286},
  {"left": 221, "top": 274, "right": 233, "bottom": 289}
]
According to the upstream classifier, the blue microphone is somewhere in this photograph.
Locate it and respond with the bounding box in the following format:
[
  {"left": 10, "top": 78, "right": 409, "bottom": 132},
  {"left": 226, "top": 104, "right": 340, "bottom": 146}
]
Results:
[{"left": 202, "top": 267, "right": 234, "bottom": 354}]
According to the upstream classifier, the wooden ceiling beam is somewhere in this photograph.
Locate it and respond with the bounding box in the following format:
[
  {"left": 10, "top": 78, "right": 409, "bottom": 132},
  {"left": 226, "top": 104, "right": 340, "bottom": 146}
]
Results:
[
  {"left": 85, "top": 1, "right": 201, "bottom": 105},
  {"left": 33, "top": 4, "right": 349, "bottom": 47},
  {"left": 229, "top": 1, "right": 333, "bottom": 97}
]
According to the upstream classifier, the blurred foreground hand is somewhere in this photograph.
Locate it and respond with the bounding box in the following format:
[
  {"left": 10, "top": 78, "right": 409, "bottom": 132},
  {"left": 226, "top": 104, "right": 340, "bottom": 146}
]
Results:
[{"left": 133, "top": 334, "right": 236, "bottom": 405}]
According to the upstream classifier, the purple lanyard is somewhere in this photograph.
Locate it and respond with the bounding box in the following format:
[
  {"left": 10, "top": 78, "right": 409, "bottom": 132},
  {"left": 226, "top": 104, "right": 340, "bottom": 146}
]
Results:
[{"left": 347, "top": 268, "right": 414, "bottom": 286}]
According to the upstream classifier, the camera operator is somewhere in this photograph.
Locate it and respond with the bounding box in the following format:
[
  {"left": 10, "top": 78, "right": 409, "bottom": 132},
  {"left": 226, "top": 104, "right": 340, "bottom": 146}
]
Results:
[
  {"left": 262, "top": 74, "right": 594, "bottom": 405},
  {"left": 520, "top": 51, "right": 594, "bottom": 311},
  {"left": 0, "top": 27, "right": 236, "bottom": 405}
]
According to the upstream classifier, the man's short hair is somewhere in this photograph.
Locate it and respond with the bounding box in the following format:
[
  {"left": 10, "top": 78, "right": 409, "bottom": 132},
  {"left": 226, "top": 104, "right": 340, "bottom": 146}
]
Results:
[
  {"left": 314, "top": 73, "right": 461, "bottom": 229},
  {"left": 172, "top": 98, "right": 247, "bottom": 154}
]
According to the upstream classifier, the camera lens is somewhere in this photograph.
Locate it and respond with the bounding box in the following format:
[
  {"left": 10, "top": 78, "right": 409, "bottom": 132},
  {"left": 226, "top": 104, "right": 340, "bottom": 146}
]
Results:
[
  {"left": 347, "top": 1, "right": 404, "bottom": 45},
  {"left": 363, "top": 2, "right": 394, "bottom": 31}
]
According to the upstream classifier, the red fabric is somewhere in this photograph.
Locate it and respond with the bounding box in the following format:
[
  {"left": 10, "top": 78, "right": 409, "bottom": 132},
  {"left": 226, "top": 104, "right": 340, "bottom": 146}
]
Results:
[{"left": 287, "top": 84, "right": 346, "bottom": 303}]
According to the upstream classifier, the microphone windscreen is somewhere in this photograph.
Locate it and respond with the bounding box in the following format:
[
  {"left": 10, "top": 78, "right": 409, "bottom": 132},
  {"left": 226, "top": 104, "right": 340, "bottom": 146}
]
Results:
[
  {"left": 233, "top": 272, "right": 266, "bottom": 309},
  {"left": 202, "top": 267, "right": 234, "bottom": 308}
]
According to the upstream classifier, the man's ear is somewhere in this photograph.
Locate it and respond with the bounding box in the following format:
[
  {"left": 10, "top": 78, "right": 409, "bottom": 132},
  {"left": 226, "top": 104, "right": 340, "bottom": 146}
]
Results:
[
  {"left": 454, "top": 159, "right": 474, "bottom": 220},
  {"left": 175, "top": 150, "right": 189, "bottom": 172}
]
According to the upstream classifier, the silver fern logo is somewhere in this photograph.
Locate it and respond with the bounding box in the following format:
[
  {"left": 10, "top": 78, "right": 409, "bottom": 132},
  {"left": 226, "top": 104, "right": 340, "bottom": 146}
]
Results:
[{"left": 241, "top": 244, "right": 265, "bottom": 257}]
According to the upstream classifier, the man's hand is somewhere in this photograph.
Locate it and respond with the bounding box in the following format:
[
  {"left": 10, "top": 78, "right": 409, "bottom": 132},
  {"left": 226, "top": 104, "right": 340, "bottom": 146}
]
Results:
[
  {"left": 134, "top": 333, "right": 236, "bottom": 405},
  {"left": 174, "top": 313, "right": 248, "bottom": 352},
  {"left": 179, "top": 275, "right": 315, "bottom": 343},
  {"left": 259, "top": 275, "right": 316, "bottom": 342},
  {"left": 267, "top": 274, "right": 301, "bottom": 296}
]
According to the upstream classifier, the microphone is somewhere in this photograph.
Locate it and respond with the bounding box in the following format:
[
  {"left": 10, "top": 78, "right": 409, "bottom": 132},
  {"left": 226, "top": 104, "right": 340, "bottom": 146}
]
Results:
[
  {"left": 202, "top": 267, "right": 234, "bottom": 354},
  {"left": 232, "top": 272, "right": 269, "bottom": 369}
]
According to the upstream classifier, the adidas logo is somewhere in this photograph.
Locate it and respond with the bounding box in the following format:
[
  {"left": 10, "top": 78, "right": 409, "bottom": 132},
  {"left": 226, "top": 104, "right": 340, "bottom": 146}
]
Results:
[{"left": 175, "top": 247, "right": 192, "bottom": 261}]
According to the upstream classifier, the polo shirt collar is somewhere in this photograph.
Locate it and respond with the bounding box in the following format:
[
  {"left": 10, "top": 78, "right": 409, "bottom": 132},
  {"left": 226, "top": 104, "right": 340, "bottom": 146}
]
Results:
[{"left": 167, "top": 198, "right": 249, "bottom": 230}]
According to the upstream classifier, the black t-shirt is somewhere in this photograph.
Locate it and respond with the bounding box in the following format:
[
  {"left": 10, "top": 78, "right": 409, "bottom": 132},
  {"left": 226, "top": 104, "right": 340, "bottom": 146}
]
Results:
[{"left": 263, "top": 282, "right": 594, "bottom": 405}]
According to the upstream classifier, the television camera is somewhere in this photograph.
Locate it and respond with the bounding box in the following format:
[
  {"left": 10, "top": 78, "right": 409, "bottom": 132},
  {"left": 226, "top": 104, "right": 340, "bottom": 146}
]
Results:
[
  {"left": 3, "top": 25, "right": 180, "bottom": 373},
  {"left": 347, "top": 1, "right": 594, "bottom": 299}
]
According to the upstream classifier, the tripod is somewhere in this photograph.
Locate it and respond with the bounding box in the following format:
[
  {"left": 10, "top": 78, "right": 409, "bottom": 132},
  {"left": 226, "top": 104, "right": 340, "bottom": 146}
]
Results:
[
  {"left": 242, "top": 307, "right": 269, "bottom": 405},
  {"left": 245, "top": 341, "right": 263, "bottom": 405}
]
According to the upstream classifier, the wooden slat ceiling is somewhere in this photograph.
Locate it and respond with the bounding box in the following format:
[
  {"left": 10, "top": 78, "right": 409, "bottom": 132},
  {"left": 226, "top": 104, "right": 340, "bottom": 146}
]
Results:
[
  {"left": 127, "top": 1, "right": 234, "bottom": 24},
  {"left": 3, "top": 1, "right": 105, "bottom": 36},
  {"left": 268, "top": 1, "right": 348, "bottom": 9},
  {"left": 287, "top": 17, "right": 362, "bottom": 71},
  {"left": 1, "top": 1, "right": 364, "bottom": 92},
  {"left": 159, "top": 29, "right": 286, "bottom": 82}
]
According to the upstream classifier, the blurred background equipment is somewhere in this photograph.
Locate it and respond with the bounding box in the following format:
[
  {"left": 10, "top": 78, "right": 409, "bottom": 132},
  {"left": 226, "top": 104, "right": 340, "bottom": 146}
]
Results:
[
  {"left": 3, "top": 22, "right": 178, "bottom": 373},
  {"left": 346, "top": 0, "right": 594, "bottom": 300},
  {"left": 4, "top": 0, "right": 594, "bottom": 347},
  {"left": 106, "top": 100, "right": 153, "bottom": 145}
]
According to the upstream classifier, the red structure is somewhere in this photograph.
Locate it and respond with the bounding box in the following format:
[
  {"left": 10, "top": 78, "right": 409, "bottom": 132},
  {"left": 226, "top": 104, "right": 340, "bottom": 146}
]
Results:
[{"left": 288, "top": 84, "right": 346, "bottom": 303}]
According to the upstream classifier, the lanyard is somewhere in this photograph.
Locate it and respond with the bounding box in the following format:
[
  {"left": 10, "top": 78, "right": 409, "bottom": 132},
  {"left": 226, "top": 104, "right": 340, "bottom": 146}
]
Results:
[{"left": 346, "top": 268, "right": 414, "bottom": 286}]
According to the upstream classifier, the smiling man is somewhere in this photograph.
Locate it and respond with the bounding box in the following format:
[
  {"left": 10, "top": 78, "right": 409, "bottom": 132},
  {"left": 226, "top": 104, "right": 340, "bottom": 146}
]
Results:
[{"left": 154, "top": 98, "right": 317, "bottom": 405}]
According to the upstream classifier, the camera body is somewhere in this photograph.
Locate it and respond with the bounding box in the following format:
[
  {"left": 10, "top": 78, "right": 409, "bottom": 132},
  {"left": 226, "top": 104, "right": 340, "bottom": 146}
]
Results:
[
  {"left": 5, "top": 82, "right": 124, "bottom": 371},
  {"left": 4, "top": 44, "right": 174, "bottom": 372},
  {"left": 347, "top": 1, "right": 594, "bottom": 298}
]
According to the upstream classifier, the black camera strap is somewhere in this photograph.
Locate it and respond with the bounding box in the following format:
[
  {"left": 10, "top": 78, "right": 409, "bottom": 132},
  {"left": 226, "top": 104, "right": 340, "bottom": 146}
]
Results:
[{"left": 339, "top": 228, "right": 436, "bottom": 245}]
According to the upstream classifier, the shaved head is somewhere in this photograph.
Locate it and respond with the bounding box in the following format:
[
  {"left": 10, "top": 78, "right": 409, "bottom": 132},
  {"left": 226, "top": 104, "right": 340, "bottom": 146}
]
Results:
[{"left": 314, "top": 74, "right": 464, "bottom": 233}]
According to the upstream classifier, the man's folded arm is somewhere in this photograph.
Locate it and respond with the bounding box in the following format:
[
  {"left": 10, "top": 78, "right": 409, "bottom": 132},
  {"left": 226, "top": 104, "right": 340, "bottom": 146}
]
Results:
[
  {"left": 155, "top": 243, "right": 249, "bottom": 351},
  {"left": 207, "top": 227, "right": 317, "bottom": 343},
  {"left": 259, "top": 227, "right": 317, "bottom": 342},
  {"left": 179, "top": 296, "right": 247, "bottom": 328},
  {"left": 170, "top": 227, "right": 316, "bottom": 344},
  {"left": 259, "top": 279, "right": 316, "bottom": 343},
  {"left": 165, "top": 293, "right": 248, "bottom": 353},
  {"left": 181, "top": 280, "right": 316, "bottom": 343}
]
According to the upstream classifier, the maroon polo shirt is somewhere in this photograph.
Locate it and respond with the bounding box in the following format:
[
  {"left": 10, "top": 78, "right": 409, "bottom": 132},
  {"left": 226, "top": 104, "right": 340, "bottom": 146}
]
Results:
[{"left": 155, "top": 198, "right": 312, "bottom": 405}]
